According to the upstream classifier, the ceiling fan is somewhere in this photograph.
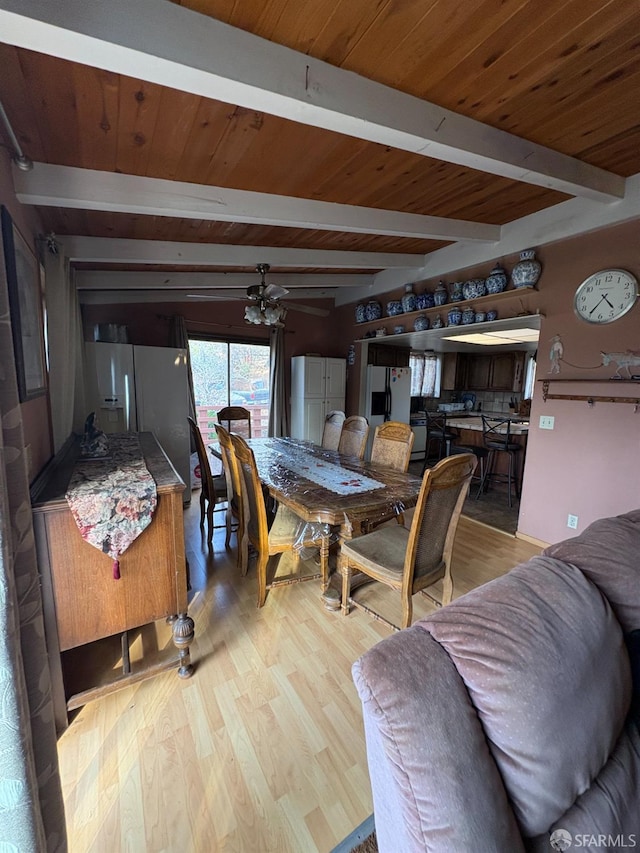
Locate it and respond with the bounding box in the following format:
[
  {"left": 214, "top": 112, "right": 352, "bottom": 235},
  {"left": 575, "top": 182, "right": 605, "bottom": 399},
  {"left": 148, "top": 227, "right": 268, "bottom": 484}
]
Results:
[{"left": 187, "top": 263, "right": 330, "bottom": 325}]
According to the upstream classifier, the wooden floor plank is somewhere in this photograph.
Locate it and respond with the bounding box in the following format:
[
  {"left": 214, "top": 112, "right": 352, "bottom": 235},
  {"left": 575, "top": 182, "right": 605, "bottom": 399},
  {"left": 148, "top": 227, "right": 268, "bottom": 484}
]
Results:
[{"left": 57, "top": 500, "right": 541, "bottom": 852}]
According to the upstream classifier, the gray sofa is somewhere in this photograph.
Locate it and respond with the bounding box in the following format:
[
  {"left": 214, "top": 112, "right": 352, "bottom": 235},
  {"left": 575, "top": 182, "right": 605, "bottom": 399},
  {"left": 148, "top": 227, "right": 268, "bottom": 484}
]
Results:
[{"left": 352, "top": 510, "right": 640, "bottom": 852}]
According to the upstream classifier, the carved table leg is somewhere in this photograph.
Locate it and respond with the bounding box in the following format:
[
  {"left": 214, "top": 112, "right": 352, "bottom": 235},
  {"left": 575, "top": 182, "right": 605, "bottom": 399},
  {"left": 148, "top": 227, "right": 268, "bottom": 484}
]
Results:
[{"left": 171, "top": 612, "right": 195, "bottom": 678}]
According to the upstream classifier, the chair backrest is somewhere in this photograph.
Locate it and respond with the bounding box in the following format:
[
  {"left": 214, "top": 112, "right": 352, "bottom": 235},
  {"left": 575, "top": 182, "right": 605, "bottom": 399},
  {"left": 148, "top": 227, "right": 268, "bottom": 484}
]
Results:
[
  {"left": 321, "top": 410, "right": 346, "bottom": 450},
  {"left": 370, "top": 421, "right": 415, "bottom": 472},
  {"left": 217, "top": 406, "right": 252, "bottom": 438},
  {"left": 405, "top": 453, "right": 476, "bottom": 590},
  {"left": 188, "top": 415, "right": 215, "bottom": 501},
  {"left": 338, "top": 415, "right": 369, "bottom": 459},
  {"left": 215, "top": 423, "right": 242, "bottom": 511},
  {"left": 230, "top": 433, "right": 268, "bottom": 552},
  {"left": 481, "top": 415, "right": 513, "bottom": 446}
]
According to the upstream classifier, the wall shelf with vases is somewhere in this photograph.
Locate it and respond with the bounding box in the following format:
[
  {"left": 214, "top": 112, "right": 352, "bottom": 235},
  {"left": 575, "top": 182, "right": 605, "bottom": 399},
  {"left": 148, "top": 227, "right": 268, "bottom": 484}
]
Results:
[{"left": 354, "top": 287, "right": 538, "bottom": 331}]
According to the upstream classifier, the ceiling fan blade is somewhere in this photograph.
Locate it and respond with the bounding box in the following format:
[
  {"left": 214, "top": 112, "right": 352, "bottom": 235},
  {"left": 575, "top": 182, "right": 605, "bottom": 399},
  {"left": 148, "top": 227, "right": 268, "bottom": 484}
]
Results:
[
  {"left": 280, "top": 300, "right": 329, "bottom": 317},
  {"left": 264, "top": 282, "right": 289, "bottom": 300}
]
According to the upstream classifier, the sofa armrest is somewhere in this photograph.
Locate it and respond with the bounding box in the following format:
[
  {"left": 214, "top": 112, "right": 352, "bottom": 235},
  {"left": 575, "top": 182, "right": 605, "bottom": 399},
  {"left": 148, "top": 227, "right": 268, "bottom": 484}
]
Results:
[{"left": 353, "top": 626, "right": 525, "bottom": 853}]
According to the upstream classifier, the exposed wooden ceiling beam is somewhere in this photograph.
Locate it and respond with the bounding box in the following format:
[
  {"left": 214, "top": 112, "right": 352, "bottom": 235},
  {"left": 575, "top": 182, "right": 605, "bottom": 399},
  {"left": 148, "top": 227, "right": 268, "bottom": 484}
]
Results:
[
  {"left": 14, "top": 163, "right": 501, "bottom": 242},
  {"left": 74, "top": 270, "right": 370, "bottom": 292},
  {"left": 60, "top": 236, "right": 424, "bottom": 270},
  {"left": 0, "top": 0, "right": 625, "bottom": 202}
]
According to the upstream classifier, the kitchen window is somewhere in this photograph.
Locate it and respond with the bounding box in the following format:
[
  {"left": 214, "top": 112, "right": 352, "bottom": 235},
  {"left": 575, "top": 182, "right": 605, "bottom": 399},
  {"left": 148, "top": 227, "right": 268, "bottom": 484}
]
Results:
[{"left": 410, "top": 352, "right": 441, "bottom": 398}]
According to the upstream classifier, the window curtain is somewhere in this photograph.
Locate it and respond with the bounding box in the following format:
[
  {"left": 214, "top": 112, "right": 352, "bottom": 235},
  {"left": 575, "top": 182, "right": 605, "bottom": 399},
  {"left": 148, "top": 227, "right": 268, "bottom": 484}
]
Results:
[
  {"left": 45, "top": 248, "right": 86, "bottom": 452},
  {"left": 410, "top": 352, "right": 438, "bottom": 397},
  {"left": 0, "top": 238, "right": 67, "bottom": 849},
  {"left": 168, "top": 315, "right": 197, "bottom": 423},
  {"left": 268, "top": 326, "right": 288, "bottom": 437}
]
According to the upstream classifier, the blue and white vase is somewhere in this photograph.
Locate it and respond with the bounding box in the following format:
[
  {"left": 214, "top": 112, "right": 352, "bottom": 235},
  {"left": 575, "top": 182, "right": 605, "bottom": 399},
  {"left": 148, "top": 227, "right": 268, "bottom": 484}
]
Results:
[
  {"left": 401, "top": 283, "right": 417, "bottom": 313},
  {"left": 447, "top": 306, "right": 462, "bottom": 326},
  {"left": 365, "top": 300, "right": 382, "bottom": 321},
  {"left": 462, "top": 306, "right": 476, "bottom": 325},
  {"left": 512, "top": 249, "right": 542, "bottom": 288},
  {"left": 474, "top": 311, "right": 486, "bottom": 323},
  {"left": 431, "top": 313, "right": 443, "bottom": 329},
  {"left": 434, "top": 281, "right": 448, "bottom": 306},
  {"left": 414, "top": 314, "right": 429, "bottom": 331},
  {"left": 486, "top": 309, "right": 498, "bottom": 322},
  {"left": 450, "top": 281, "right": 464, "bottom": 302},
  {"left": 417, "top": 291, "right": 435, "bottom": 310},
  {"left": 463, "top": 278, "right": 486, "bottom": 300},
  {"left": 485, "top": 263, "right": 508, "bottom": 294},
  {"left": 386, "top": 300, "right": 403, "bottom": 317},
  {"left": 347, "top": 344, "right": 356, "bottom": 365},
  {"left": 355, "top": 302, "right": 367, "bottom": 323}
]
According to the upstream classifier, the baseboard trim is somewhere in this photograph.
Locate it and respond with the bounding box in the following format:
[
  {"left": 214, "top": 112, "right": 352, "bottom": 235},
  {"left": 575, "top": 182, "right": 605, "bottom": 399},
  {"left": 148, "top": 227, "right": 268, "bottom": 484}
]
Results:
[
  {"left": 515, "top": 530, "right": 549, "bottom": 548},
  {"left": 461, "top": 515, "right": 515, "bottom": 539}
]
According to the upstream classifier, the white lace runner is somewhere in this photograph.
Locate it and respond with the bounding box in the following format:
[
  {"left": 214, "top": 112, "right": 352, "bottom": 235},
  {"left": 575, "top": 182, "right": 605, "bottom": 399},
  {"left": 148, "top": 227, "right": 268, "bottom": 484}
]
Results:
[{"left": 253, "top": 439, "right": 384, "bottom": 495}]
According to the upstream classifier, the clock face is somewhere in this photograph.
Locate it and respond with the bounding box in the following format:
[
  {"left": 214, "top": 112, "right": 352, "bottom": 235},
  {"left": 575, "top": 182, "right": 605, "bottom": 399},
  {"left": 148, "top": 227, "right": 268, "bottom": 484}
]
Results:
[{"left": 574, "top": 269, "right": 638, "bottom": 324}]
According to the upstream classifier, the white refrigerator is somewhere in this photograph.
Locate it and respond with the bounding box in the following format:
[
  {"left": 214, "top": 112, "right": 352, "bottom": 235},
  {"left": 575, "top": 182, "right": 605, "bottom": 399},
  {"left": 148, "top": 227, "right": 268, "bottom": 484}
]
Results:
[
  {"left": 84, "top": 342, "right": 191, "bottom": 491},
  {"left": 364, "top": 366, "right": 412, "bottom": 459}
]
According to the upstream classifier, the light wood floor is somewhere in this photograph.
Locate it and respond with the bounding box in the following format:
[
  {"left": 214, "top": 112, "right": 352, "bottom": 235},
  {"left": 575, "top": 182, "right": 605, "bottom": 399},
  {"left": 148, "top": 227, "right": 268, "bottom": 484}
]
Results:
[{"left": 56, "top": 500, "right": 541, "bottom": 853}]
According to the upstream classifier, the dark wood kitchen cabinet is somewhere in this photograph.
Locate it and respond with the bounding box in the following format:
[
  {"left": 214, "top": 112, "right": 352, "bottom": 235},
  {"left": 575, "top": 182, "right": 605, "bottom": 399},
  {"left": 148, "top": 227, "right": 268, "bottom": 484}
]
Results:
[
  {"left": 368, "top": 343, "right": 410, "bottom": 367},
  {"left": 441, "top": 352, "right": 468, "bottom": 390},
  {"left": 465, "top": 352, "right": 525, "bottom": 391}
]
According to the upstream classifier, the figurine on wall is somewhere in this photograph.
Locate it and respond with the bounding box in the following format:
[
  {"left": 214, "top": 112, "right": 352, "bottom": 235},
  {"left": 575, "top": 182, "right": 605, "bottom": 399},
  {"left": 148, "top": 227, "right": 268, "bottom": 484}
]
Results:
[{"left": 549, "top": 334, "right": 564, "bottom": 374}]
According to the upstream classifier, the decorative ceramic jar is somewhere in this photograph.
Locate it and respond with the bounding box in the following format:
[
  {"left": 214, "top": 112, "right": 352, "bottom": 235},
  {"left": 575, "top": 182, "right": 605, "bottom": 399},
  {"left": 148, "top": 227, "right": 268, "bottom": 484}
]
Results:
[
  {"left": 474, "top": 310, "right": 486, "bottom": 323},
  {"left": 401, "top": 283, "right": 417, "bottom": 313},
  {"left": 450, "top": 281, "right": 464, "bottom": 302},
  {"left": 417, "top": 291, "right": 435, "bottom": 310},
  {"left": 355, "top": 302, "right": 367, "bottom": 324},
  {"left": 375, "top": 328, "right": 387, "bottom": 337},
  {"left": 462, "top": 278, "right": 486, "bottom": 300},
  {"left": 386, "top": 300, "right": 403, "bottom": 317},
  {"left": 462, "top": 306, "right": 476, "bottom": 325},
  {"left": 485, "top": 263, "right": 508, "bottom": 294},
  {"left": 431, "top": 313, "right": 443, "bottom": 329},
  {"left": 413, "top": 314, "right": 429, "bottom": 331},
  {"left": 512, "top": 249, "right": 542, "bottom": 288},
  {"left": 486, "top": 309, "right": 498, "bottom": 322},
  {"left": 394, "top": 325, "right": 405, "bottom": 335},
  {"left": 434, "top": 281, "right": 448, "bottom": 306},
  {"left": 347, "top": 344, "right": 356, "bottom": 365},
  {"left": 447, "top": 306, "right": 462, "bottom": 326},
  {"left": 365, "top": 299, "right": 382, "bottom": 321}
]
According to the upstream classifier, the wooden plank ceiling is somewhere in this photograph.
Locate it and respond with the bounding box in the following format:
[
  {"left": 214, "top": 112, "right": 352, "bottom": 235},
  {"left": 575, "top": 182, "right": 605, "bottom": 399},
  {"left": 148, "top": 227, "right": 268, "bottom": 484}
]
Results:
[{"left": 0, "top": 0, "right": 639, "bottom": 290}]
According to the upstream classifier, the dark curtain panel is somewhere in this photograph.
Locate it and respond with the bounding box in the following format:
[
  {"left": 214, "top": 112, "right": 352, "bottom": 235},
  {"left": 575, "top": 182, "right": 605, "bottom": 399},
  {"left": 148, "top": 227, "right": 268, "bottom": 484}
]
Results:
[{"left": 268, "top": 326, "right": 288, "bottom": 437}]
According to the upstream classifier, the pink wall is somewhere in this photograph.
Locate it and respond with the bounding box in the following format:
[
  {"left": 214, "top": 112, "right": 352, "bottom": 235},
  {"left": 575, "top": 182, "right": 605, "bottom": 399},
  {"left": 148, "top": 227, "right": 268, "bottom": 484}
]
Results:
[
  {"left": 0, "top": 150, "right": 52, "bottom": 479},
  {"left": 517, "top": 221, "right": 640, "bottom": 543}
]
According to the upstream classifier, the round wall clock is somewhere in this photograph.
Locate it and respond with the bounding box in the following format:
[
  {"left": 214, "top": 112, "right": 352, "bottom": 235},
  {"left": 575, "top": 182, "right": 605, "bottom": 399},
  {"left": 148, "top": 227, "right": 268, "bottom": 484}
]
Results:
[{"left": 573, "top": 268, "right": 638, "bottom": 324}]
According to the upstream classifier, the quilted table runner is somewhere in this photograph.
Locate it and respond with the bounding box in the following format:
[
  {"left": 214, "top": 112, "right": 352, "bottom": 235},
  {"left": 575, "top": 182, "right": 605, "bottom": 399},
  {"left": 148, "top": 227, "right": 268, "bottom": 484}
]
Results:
[{"left": 65, "top": 432, "right": 158, "bottom": 579}]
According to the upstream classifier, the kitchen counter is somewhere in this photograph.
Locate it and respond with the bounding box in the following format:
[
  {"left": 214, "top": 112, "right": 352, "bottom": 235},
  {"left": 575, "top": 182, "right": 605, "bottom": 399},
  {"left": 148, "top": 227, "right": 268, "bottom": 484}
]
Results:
[{"left": 447, "top": 416, "right": 529, "bottom": 434}]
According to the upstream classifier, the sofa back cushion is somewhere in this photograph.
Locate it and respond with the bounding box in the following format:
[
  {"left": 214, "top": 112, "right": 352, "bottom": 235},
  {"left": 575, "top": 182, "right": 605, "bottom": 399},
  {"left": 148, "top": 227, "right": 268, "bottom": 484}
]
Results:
[
  {"left": 421, "top": 556, "right": 631, "bottom": 837},
  {"left": 543, "top": 509, "right": 640, "bottom": 634}
]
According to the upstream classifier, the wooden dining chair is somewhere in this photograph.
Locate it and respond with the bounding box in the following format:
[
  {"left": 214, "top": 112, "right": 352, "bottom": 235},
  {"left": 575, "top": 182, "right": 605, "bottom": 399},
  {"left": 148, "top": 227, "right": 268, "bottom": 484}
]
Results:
[
  {"left": 213, "top": 423, "right": 243, "bottom": 567},
  {"left": 217, "top": 406, "right": 252, "bottom": 438},
  {"left": 187, "top": 416, "right": 228, "bottom": 544},
  {"left": 321, "top": 410, "right": 346, "bottom": 451},
  {"left": 340, "top": 453, "right": 476, "bottom": 630},
  {"left": 370, "top": 421, "right": 415, "bottom": 472},
  {"left": 230, "top": 434, "right": 329, "bottom": 607},
  {"left": 338, "top": 415, "right": 369, "bottom": 459}
]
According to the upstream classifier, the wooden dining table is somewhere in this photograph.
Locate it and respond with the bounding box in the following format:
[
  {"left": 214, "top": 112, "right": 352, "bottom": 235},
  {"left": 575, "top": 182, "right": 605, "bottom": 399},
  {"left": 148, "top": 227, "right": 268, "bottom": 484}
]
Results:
[{"left": 246, "top": 437, "right": 423, "bottom": 608}]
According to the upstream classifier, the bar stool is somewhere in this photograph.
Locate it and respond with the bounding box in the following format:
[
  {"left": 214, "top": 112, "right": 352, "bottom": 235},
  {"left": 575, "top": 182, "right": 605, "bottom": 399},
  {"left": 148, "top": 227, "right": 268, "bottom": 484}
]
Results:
[
  {"left": 421, "top": 412, "right": 459, "bottom": 474},
  {"left": 450, "top": 442, "right": 489, "bottom": 489},
  {"left": 476, "top": 416, "right": 522, "bottom": 507}
]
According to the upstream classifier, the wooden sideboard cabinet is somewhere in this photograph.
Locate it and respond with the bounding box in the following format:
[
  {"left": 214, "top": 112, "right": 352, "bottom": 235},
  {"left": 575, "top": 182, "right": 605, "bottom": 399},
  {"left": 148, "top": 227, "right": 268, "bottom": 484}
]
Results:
[{"left": 31, "top": 431, "right": 194, "bottom": 734}]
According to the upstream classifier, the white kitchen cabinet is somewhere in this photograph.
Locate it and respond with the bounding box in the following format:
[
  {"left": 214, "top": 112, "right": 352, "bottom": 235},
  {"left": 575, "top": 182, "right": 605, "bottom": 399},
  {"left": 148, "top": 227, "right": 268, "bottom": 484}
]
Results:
[{"left": 290, "top": 356, "right": 346, "bottom": 444}]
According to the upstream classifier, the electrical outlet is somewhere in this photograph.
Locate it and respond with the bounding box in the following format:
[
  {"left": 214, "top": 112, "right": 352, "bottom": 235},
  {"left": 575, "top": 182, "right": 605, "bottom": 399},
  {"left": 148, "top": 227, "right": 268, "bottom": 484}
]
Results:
[
  {"left": 539, "top": 415, "right": 555, "bottom": 430},
  {"left": 567, "top": 514, "right": 579, "bottom": 529}
]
